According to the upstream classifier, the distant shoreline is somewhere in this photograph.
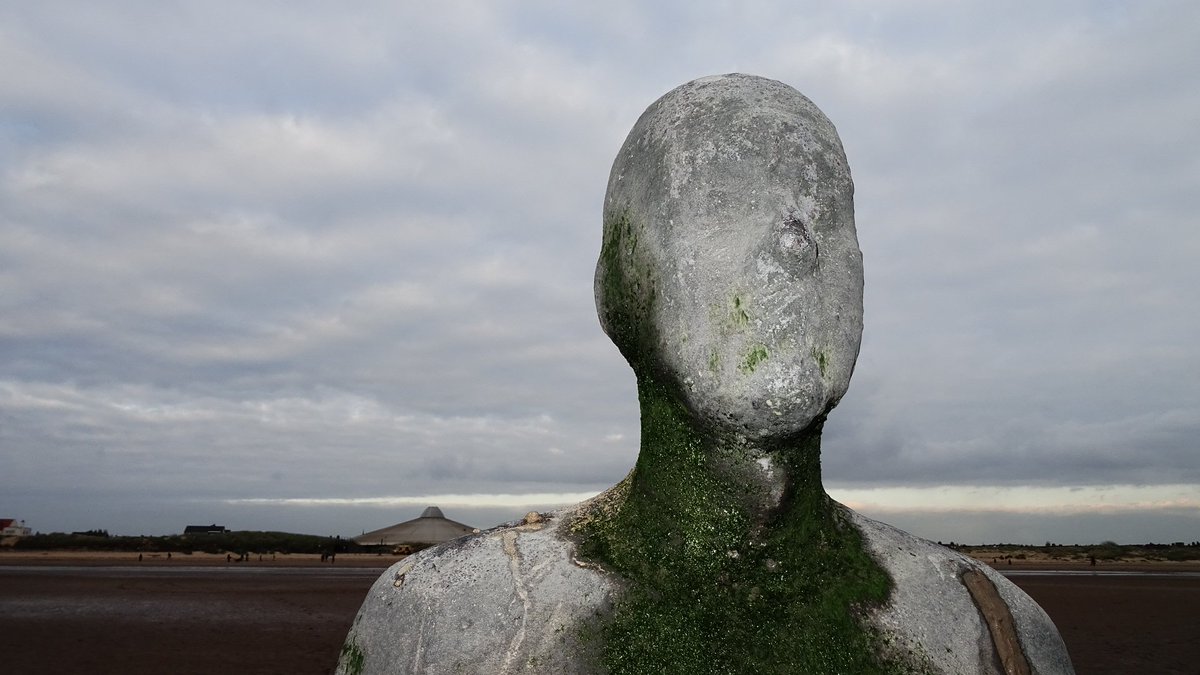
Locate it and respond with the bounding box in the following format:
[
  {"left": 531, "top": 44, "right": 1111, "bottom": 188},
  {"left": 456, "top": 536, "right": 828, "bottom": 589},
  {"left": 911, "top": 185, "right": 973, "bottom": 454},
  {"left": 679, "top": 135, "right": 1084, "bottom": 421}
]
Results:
[
  {"left": 973, "top": 557, "right": 1200, "bottom": 574},
  {"left": 963, "top": 549, "right": 1200, "bottom": 574}
]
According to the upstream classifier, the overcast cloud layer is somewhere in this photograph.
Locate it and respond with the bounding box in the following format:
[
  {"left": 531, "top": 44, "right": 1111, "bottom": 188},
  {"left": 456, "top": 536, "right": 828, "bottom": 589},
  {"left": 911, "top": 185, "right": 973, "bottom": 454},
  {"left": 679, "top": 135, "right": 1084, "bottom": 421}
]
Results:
[{"left": 3, "top": 1, "right": 1197, "bottom": 543}]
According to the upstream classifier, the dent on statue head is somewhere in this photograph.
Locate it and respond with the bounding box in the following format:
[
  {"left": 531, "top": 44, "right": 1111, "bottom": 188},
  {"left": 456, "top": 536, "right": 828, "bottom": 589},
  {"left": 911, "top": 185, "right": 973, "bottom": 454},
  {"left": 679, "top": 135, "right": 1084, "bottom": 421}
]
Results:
[{"left": 595, "top": 73, "right": 864, "bottom": 441}]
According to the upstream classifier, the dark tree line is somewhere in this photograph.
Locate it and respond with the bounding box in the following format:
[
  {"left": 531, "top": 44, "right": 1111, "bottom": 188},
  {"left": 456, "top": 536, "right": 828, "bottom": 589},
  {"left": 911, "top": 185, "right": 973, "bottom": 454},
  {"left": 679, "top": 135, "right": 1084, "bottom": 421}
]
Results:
[{"left": 12, "top": 530, "right": 371, "bottom": 555}]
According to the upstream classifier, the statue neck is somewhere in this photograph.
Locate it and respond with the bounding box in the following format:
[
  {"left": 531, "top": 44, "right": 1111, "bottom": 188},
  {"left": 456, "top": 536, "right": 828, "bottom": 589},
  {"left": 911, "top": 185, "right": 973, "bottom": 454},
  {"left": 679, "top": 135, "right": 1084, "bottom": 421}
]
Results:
[
  {"left": 617, "top": 370, "right": 829, "bottom": 554},
  {"left": 572, "top": 369, "right": 895, "bottom": 672}
]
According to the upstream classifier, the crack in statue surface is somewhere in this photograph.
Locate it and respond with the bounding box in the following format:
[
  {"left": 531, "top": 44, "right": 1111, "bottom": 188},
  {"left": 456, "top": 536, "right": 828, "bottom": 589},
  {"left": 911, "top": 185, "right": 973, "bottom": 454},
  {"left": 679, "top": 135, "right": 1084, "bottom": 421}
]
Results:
[{"left": 500, "top": 529, "right": 531, "bottom": 673}]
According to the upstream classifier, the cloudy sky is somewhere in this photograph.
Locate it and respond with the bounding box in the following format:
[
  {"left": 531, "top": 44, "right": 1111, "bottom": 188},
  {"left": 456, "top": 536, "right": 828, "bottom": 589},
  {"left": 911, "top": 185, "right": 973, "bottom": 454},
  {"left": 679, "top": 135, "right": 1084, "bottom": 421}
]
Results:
[{"left": 3, "top": 1, "right": 1197, "bottom": 545}]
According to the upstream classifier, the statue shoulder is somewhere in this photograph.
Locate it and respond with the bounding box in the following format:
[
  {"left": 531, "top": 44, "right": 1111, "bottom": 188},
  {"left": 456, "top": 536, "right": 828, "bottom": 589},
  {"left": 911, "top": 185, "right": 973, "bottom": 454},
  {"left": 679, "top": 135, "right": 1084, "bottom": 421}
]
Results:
[
  {"left": 844, "top": 506, "right": 1075, "bottom": 675},
  {"left": 339, "top": 510, "right": 618, "bottom": 674}
]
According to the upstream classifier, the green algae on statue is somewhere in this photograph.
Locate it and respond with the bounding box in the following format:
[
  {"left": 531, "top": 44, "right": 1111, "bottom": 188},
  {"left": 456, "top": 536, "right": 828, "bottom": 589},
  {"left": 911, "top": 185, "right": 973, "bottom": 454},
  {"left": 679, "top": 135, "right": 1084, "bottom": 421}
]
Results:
[
  {"left": 335, "top": 74, "right": 1075, "bottom": 675},
  {"left": 575, "top": 377, "right": 907, "bottom": 673}
]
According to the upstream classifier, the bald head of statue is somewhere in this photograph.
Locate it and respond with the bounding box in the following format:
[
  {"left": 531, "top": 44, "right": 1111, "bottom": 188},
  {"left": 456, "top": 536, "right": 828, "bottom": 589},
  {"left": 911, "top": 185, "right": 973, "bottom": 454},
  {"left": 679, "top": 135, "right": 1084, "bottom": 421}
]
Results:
[{"left": 596, "top": 73, "right": 864, "bottom": 442}]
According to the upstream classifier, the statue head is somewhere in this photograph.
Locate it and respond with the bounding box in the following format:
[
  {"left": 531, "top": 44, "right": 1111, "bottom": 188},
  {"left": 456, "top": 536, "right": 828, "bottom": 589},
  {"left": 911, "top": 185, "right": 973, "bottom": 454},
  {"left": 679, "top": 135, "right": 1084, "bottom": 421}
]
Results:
[{"left": 596, "top": 74, "right": 863, "bottom": 441}]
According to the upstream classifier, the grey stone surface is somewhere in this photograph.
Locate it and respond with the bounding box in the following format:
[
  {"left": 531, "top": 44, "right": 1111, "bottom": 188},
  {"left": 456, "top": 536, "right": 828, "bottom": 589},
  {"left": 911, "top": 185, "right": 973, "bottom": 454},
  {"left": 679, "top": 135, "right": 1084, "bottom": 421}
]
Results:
[
  {"left": 597, "top": 73, "right": 863, "bottom": 439},
  {"left": 848, "top": 507, "right": 1075, "bottom": 674},
  {"left": 337, "top": 509, "right": 616, "bottom": 674}
]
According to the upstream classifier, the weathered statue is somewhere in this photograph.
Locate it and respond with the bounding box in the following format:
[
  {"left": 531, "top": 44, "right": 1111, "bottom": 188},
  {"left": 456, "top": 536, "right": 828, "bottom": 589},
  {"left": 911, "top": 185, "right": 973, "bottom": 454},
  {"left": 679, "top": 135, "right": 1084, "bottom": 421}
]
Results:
[{"left": 337, "top": 74, "right": 1074, "bottom": 674}]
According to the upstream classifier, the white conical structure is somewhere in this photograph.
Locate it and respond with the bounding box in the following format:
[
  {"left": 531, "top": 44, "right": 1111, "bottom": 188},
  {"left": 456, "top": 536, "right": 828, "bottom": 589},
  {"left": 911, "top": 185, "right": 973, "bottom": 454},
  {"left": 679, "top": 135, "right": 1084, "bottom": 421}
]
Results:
[{"left": 353, "top": 506, "right": 475, "bottom": 547}]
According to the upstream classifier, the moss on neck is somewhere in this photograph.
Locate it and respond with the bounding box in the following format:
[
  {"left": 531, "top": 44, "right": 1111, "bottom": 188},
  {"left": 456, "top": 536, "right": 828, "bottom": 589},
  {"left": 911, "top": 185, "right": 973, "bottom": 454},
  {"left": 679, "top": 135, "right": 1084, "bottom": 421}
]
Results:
[{"left": 576, "top": 371, "right": 915, "bottom": 674}]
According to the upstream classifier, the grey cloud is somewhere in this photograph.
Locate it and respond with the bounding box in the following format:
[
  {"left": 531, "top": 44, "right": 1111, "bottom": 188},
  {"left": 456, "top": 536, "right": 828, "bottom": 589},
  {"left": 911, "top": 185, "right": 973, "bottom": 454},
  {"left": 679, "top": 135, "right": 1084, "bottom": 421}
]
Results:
[{"left": 2, "top": 2, "right": 1196, "bottom": 542}]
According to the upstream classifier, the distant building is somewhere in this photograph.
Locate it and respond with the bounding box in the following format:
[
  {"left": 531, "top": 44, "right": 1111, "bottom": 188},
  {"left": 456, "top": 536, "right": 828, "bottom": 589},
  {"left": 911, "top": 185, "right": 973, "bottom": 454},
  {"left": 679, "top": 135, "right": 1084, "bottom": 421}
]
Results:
[
  {"left": 354, "top": 506, "right": 476, "bottom": 550},
  {"left": 0, "top": 519, "right": 32, "bottom": 537},
  {"left": 183, "top": 524, "right": 228, "bottom": 534}
]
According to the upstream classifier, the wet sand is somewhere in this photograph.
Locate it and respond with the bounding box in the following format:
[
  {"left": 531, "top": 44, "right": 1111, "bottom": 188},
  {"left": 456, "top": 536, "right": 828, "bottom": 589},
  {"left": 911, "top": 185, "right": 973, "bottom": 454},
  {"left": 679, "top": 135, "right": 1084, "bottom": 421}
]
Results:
[
  {"left": 1009, "top": 572, "right": 1200, "bottom": 675},
  {"left": 1, "top": 553, "right": 1197, "bottom": 674},
  {"left": 0, "top": 560, "right": 387, "bottom": 675}
]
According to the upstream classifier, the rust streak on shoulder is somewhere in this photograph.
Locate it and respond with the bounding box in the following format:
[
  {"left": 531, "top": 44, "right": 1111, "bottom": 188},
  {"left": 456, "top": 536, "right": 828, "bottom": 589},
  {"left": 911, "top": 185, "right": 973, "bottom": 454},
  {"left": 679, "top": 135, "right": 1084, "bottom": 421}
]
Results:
[{"left": 961, "top": 568, "right": 1032, "bottom": 675}]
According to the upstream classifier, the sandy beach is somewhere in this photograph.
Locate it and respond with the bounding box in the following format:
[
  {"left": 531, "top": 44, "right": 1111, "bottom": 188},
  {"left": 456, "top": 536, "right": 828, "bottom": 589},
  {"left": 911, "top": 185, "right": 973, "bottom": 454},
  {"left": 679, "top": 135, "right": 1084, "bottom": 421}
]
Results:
[{"left": 2, "top": 551, "right": 1197, "bottom": 674}]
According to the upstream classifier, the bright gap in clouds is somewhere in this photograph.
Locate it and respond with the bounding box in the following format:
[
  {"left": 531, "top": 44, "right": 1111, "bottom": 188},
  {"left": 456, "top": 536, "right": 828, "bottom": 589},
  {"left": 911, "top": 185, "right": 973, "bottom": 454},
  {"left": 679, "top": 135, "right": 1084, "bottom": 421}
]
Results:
[
  {"left": 224, "top": 491, "right": 609, "bottom": 509},
  {"left": 831, "top": 484, "right": 1200, "bottom": 516},
  {"left": 224, "top": 484, "right": 1200, "bottom": 517}
]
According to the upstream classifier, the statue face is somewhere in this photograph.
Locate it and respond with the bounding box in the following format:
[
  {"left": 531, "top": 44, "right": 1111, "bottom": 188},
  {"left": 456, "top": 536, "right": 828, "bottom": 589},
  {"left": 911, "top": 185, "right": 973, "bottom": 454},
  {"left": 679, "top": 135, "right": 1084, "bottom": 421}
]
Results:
[{"left": 596, "top": 74, "right": 863, "bottom": 440}]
